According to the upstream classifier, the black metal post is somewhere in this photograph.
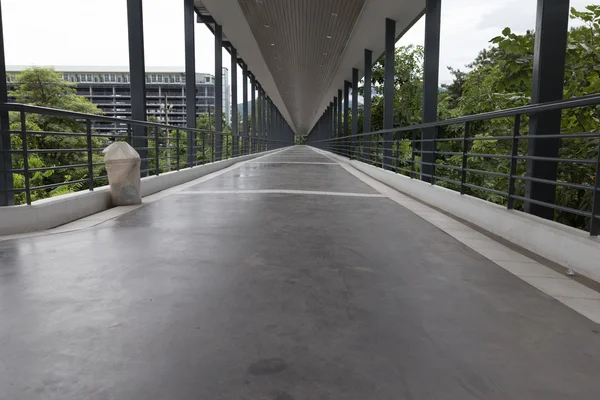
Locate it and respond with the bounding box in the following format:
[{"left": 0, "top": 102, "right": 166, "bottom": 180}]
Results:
[
  {"left": 86, "top": 120, "right": 94, "bottom": 191},
  {"left": 230, "top": 49, "right": 238, "bottom": 157},
  {"left": 344, "top": 80, "right": 350, "bottom": 157},
  {"left": 352, "top": 68, "right": 359, "bottom": 159},
  {"left": 329, "top": 101, "right": 334, "bottom": 150},
  {"left": 20, "top": 111, "right": 30, "bottom": 205},
  {"left": 0, "top": 1, "right": 12, "bottom": 206},
  {"left": 251, "top": 74, "right": 256, "bottom": 154},
  {"left": 176, "top": 129, "right": 180, "bottom": 170},
  {"left": 333, "top": 96, "right": 338, "bottom": 140},
  {"left": 214, "top": 24, "right": 223, "bottom": 161},
  {"left": 256, "top": 83, "right": 265, "bottom": 153},
  {"left": 460, "top": 121, "right": 469, "bottom": 194},
  {"left": 383, "top": 18, "right": 395, "bottom": 170},
  {"left": 184, "top": 0, "right": 196, "bottom": 167},
  {"left": 337, "top": 89, "right": 342, "bottom": 153},
  {"left": 154, "top": 126, "right": 159, "bottom": 175},
  {"left": 127, "top": 0, "right": 147, "bottom": 175},
  {"left": 508, "top": 115, "right": 521, "bottom": 210},
  {"left": 591, "top": 143, "right": 600, "bottom": 236},
  {"left": 242, "top": 63, "right": 249, "bottom": 155},
  {"left": 363, "top": 49, "right": 372, "bottom": 164},
  {"left": 421, "top": 0, "right": 442, "bottom": 182},
  {"left": 525, "top": 0, "right": 570, "bottom": 220}
]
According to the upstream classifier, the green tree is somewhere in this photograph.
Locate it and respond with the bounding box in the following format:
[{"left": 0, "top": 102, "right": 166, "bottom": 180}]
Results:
[
  {"left": 433, "top": 5, "right": 600, "bottom": 229},
  {"left": 9, "top": 67, "right": 106, "bottom": 203}
]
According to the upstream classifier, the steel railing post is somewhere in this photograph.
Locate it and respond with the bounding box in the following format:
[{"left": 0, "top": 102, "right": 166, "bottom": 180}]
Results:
[{"left": 86, "top": 120, "right": 94, "bottom": 191}]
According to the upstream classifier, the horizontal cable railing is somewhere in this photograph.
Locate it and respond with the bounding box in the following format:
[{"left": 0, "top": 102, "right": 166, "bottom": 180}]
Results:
[
  {"left": 310, "top": 94, "right": 600, "bottom": 237},
  {"left": 0, "top": 103, "right": 287, "bottom": 206}
]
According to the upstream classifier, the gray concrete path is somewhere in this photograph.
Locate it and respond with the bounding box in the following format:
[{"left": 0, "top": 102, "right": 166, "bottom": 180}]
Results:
[{"left": 1, "top": 146, "right": 599, "bottom": 399}]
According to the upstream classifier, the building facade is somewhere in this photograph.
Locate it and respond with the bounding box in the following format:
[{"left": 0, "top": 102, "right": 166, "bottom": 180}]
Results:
[{"left": 6, "top": 66, "right": 231, "bottom": 133}]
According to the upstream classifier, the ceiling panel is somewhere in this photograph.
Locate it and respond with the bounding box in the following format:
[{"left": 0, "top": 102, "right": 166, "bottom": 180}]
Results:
[{"left": 237, "top": 0, "right": 366, "bottom": 134}]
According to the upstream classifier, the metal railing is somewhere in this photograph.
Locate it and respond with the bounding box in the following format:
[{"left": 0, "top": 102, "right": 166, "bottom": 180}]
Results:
[
  {"left": 310, "top": 94, "right": 600, "bottom": 236},
  {"left": 0, "top": 103, "right": 287, "bottom": 206}
]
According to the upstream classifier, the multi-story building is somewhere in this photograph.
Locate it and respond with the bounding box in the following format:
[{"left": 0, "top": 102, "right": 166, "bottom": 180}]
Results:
[{"left": 6, "top": 66, "right": 231, "bottom": 133}]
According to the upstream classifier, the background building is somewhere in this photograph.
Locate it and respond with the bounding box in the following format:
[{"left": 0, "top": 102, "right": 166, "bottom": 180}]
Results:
[{"left": 6, "top": 66, "right": 230, "bottom": 133}]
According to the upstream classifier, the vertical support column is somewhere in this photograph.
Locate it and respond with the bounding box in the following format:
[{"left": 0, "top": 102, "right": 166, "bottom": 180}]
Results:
[
  {"left": 363, "top": 49, "right": 372, "bottom": 164},
  {"left": 242, "top": 63, "right": 249, "bottom": 155},
  {"left": 257, "top": 85, "right": 262, "bottom": 153},
  {"left": 214, "top": 24, "right": 223, "bottom": 161},
  {"left": 422, "top": 0, "right": 442, "bottom": 182},
  {"left": 333, "top": 96, "right": 338, "bottom": 139},
  {"left": 250, "top": 74, "right": 256, "bottom": 153},
  {"left": 260, "top": 86, "right": 267, "bottom": 151},
  {"left": 231, "top": 49, "right": 238, "bottom": 157},
  {"left": 329, "top": 101, "right": 334, "bottom": 140},
  {"left": 184, "top": 0, "right": 196, "bottom": 167},
  {"left": 343, "top": 81, "right": 350, "bottom": 157},
  {"left": 127, "top": 0, "right": 147, "bottom": 174},
  {"left": 0, "top": 1, "right": 12, "bottom": 205},
  {"left": 383, "top": 18, "right": 396, "bottom": 170},
  {"left": 525, "top": 0, "right": 570, "bottom": 220},
  {"left": 352, "top": 68, "right": 359, "bottom": 159},
  {"left": 337, "top": 89, "right": 342, "bottom": 139}
]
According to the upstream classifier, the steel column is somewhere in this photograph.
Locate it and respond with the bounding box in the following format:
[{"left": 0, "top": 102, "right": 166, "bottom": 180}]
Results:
[
  {"left": 231, "top": 49, "right": 238, "bottom": 157},
  {"left": 352, "top": 68, "right": 359, "bottom": 159},
  {"left": 383, "top": 18, "right": 395, "bottom": 170},
  {"left": 344, "top": 80, "right": 351, "bottom": 157},
  {"left": 250, "top": 74, "right": 256, "bottom": 153},
  {"left": 363, "top": 49, "right": 372, "bottom": 164},
  {"left": 525, "top": 0, "right": 570, "bottom": 220},
  {"left": 329, "top": 102, "right": 334, "bottom": 143},
  {"left": 214, "top": 24, "right": 223, "bottom": 161},
  {"left": 0, "top": 1, "right": 11, "bottom": 205},
  {"left": 337, "top": 89, "right": 343, "bottom": 140},
  {"left": 127, "top": 0, "right": 147, "bottom": 174},
  {"left": 184, "top": 0, "right": 196, "bottom": 167},
  {"left": 333, "top": 96, "right": 338, "bottom": 139},
  {"left": 257, "top": 85, "right": 262, "bottom": 153},
  {"left": 242, "top": 63, "right": 249, "bottom": 155},
  {"left": 422, "top": 0, "right": 441, "bottom": 182}
]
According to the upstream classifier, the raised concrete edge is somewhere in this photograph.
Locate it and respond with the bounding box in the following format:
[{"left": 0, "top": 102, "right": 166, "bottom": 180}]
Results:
[
  {"left": 0, "top": 149, "right": 287, "bottom": 236},
  {"left": 319, "top": 149, "right": 600, "bottom": 283}
]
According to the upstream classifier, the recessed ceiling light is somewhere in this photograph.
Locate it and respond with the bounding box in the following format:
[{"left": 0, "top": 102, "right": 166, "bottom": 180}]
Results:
[
  {"left": 264, "top": 24, "right": 270, "bottom": 28},
  {"left": 270, "top": 43, "right": 275, "bottom": 46},
  {"left": 326, "top": 35, "right": 332, "bottom": 39},
  {"left": 331, "top": 12, "right": 338, "bottom": 17},
  {"left": 323, "top": 52, "right": 328, "bottom": 56}
]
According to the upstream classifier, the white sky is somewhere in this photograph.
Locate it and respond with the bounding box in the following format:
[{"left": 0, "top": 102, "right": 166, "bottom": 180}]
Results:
[{"left": 1, "top": 0, "right": 594, "bottom": 99}]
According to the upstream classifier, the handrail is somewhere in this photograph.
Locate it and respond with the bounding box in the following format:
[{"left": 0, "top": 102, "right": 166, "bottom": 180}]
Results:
[
  {"left": 0, "top": 102, "right": 228, "bottom": 136},
  {"left": 317, "top": 93, "right": 600, "bottom": 142},
  {"left": 310, "top": 93, "right": 600, "bottom": 236}
]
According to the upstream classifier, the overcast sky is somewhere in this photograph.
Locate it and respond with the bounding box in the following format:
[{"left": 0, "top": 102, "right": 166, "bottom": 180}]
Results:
[{"left": 1, "top": 0, "right": 594, "bottom": 95}]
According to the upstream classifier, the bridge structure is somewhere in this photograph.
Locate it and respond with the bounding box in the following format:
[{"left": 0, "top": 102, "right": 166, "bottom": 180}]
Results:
[{"left": 1, "top": 0, "right": 600, "bottom": 399}]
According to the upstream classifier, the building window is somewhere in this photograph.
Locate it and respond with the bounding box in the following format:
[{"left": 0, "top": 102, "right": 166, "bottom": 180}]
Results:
[
  {"left": 94, "top": 77, "right": 98, "bottom": 82},
  {"left": 169, "top": 75, "right": 174, "bottom": 83},
  {"left": 151, "top": 74, "right": 157, "bottom": 83},
  {"left": 146, "top": 76, "right": 151, "bottom": 83},
  {"left": 87, "top": 74, "right": 92, "bottom": 81},
  {"left": 63, "top": 73, "right": 69, "bottom": 81},
  {"left": 110, "top": 74, "right": 116, "bottom": 82},
  {"left": 205, "top": 76, "right": 210, "bottom": 83},
  {"left": 175, "top": 75, "right": 181, "bottom": 83},
  {"left": 104, "top": 74, "right": 109, "bottom": 82},
  {"left": 157, "top": 75, "right": 163, "bottom": 83},
  {"left": 117, "top": 77, "right": 121, "bottom": 83}
]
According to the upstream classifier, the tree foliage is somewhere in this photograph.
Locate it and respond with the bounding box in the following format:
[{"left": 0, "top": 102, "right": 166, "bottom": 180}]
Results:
[
  {"left": 9, "top": 67, "right": 106, "bottom": 204},
  {"left": 353, "top": 5, "right": 600, "bottom": 231}
]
